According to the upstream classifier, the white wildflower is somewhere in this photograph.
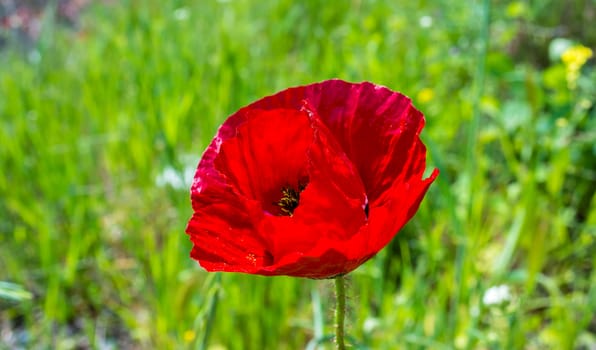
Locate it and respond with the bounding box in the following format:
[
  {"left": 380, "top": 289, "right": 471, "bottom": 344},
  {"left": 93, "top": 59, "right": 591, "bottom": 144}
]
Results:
[{"left": 483, "top": 285, "right": 511, "bottom": 306}]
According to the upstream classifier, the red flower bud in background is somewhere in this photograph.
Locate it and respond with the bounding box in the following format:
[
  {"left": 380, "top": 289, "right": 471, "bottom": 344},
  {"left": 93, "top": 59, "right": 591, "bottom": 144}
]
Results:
[{"left": 186, "top": 79, "right": 438, "bottom": 278}]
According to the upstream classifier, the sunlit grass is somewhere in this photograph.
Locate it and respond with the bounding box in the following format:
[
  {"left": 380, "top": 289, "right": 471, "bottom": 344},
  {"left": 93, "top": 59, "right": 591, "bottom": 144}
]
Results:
[{"left": 0, "top": 0, "right": 594, "bottom": 348}]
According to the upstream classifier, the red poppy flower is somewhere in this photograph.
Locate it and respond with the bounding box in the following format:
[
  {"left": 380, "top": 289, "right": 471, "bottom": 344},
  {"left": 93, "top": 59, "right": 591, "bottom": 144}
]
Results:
[{"left": 186, "top": 79, "right": 438, "bottom": 278}]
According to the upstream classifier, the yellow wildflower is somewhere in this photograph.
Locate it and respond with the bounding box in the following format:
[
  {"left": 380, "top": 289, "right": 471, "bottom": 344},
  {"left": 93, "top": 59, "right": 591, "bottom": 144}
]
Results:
[
  {"left": 183, "top": 330, "right": 196, "bottom": 342},
  {"left": 417, "top": 88, "right": 434, "bottom": 103},
  {"left": 561, "top": 45, "right": 593, "bottom": 89}
]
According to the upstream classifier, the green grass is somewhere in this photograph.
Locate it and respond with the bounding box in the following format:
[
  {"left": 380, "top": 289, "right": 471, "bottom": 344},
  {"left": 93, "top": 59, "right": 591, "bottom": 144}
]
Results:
[{"left": 1, "top": 0, "right": 595, "bottom": 349}]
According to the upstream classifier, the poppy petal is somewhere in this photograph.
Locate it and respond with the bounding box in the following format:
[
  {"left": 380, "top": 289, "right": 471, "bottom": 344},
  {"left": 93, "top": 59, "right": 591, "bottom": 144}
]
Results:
[
  {"left": 213, "top": 108, "right": 311, "bottom": 212},
  {"left": 250, "top": 79, "right": 432, "bottom": 204},
  {"left": 186, "top": 165, "right": 272, "bottom": 272},
  {"left": 254, "top": 104, "right": 368, "bottom": 273},
  {"left": 363, "top": 167, "right": 439, "bottom": 257}
]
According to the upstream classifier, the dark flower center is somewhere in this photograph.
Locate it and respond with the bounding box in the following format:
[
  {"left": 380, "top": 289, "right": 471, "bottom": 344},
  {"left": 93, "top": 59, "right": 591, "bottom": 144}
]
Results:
[{"left": 276, "top": 183, "right": 306, "bottom": 216}]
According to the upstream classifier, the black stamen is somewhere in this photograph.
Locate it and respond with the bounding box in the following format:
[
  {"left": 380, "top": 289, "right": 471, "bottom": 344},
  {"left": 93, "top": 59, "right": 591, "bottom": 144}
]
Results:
[{"left": 276, "top": 183, "right": 306, "bottom": 216}]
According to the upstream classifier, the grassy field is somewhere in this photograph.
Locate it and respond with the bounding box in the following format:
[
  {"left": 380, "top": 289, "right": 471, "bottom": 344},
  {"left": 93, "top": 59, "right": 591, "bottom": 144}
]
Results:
[{"left": 1, "top": 1, "right": 595, "bottom": 349}]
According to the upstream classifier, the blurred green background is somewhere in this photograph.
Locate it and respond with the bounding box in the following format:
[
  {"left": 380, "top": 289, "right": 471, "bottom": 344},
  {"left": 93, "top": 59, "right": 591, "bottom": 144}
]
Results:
[{"left": 1, "top": 0, "right": 595, "bottom": 349}]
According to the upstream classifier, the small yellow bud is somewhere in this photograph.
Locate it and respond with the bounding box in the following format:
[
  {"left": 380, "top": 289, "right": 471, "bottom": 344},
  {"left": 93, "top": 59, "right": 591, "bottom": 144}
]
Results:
[
  {"left": 183, "top": 330, "right": 196, "bottom": 342},
  {"left": 417, "top": 88, "right": 434, "bottom": 103}
]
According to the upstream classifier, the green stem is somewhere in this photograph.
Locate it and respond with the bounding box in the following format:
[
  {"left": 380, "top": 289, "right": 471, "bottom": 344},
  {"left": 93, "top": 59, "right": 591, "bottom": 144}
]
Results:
[{"left": 335, "top": 275, "right": 346, "bottom": 350}]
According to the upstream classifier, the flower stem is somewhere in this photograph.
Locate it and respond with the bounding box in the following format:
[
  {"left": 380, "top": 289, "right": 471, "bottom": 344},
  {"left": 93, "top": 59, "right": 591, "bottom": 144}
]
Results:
[{"left": 335, "top": 275, "right": 346, "bottom": 350}]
